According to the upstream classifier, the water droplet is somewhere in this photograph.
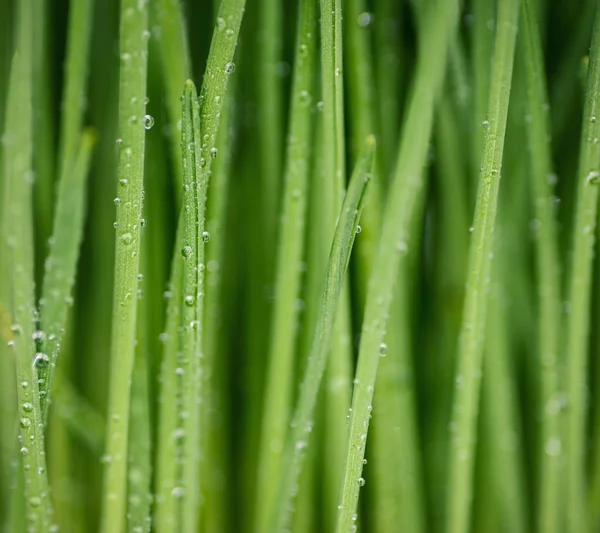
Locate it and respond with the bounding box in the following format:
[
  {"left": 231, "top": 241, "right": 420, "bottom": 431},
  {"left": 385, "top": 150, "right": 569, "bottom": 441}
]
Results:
[
  {"left": 591, "top": 116, "right": 597, "bottom": 123},
  {"left": 116, "top": 138, "right": 123, "bottom": 145},
  {"left": 210, "top": 147, "right": 218, "bottom": 159},
  {"left": 144, "top": 114, "right": 154, "bottom": 130},
  {"left": 121, "top": 233, "right": 133, "bottom": 245},
  {"left": 23, "top": 402, "right": 33, "bottom": 412},
  {"left": 357, "top": 477, "right": 365, "bottom": 486},
  {"left": 114, "top": 197, "right": 121, "bottom": 206},
  {"left": 357, "top": 12, "right": 374, "bottom": 27},
  {"left": 20, "top": 447, "right": 29, "bottom": 456},
  {"left": 29, "top": 497, "right": 41, "bottom": 507},
  {"left": 587, "top": 171, "right": 600, "bottom": 184},
  {"left": 335, "top": 67, "right": 342, "bottom": 76},
  {"left": 356, "top": 225, "right": 362, "bottom": 234},
  {"left": 202, "top": 231, "right": 211, "bottom": 243},
  {"left": 379, "top": 343, "right": 388, "bottom": 357},
  {"left": 217, "top": 17, "right": 226, "bottom": 31},
  {"left": 33, "top": 353, "right": 50, "bottom": 367},
  {"left": 181, "top": 246, "right": 193, "bottom": 258},
  {"left": 316, "top": 101, "right": 324, "bottom": 112},
  {"left": 469, "top": 226, "right": 474, "bottom": 233},
  {"left": 20, "top": 418, "right": 31, "bottom": 428},
  {"left": 299, "top": 44, "right": 308, "bottom": 57},
  {"left": 172, "top": 486, "right": 184, "bottom": 498},
  {"left": 225, "top": 62, "right": 236, "bottom": 74},
  {"left": 199, "top": 157, "right": 207, "bottom": 167},
  {"left": 140, "top": 218, "right": 147, "bottom": 228},
  {"left": 184, "top": 295, "right": 195, "bottom": 307},
  {"left": 299, "top": 90, "right": 311, "bottom": 106}
]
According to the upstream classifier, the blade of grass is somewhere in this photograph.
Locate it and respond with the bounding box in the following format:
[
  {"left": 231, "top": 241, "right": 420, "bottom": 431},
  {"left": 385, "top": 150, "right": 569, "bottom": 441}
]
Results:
[
  {"left": 371, "top": 175, "right": 428, "bottom": 533},
  {"left": 254, "top": 0, "right": 316, "bottom": 529},
  {"left": 520, "top": 1, "right": 563, "bottom": 531},
  {"left": 153, "top": 222, "right": 184, "bottom": 533},
  {"left": 201, "top": 71, "right": 236, "bottom": 533},
  {"left": 4, "top": 38, "right": 53, "bottom": 533},
  {"left": 319, "top": 1, "right": 356, "bottom": 526},
  {"left": 445, "top": 0, "right": 521, "bottom": 531},
  {"left": 38, "top": 130, "right": 95, "bottom": 419},
  {"left": 564, "top": 5, "right": 600, "bottom": 532},
  {"left": 334, "top": 0, "right": 460, "bottom": 529},
  {"left": 179, "top": 79, "right": 203, "bottom": 533},
  {"left": 126, "top": 350, "right": 152, "bottom": 533},
  {"left": 100, "top": 0, "right": 149, "bottom": 529},
  {"left": 270, "top": 135, "right": 374, "bottom": 533}
]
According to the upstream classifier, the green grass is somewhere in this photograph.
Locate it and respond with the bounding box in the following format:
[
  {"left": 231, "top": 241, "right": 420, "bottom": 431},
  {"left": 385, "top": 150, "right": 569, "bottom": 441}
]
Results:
[{"left": 3, "top": 0, "right": 600, "bottom": 532}]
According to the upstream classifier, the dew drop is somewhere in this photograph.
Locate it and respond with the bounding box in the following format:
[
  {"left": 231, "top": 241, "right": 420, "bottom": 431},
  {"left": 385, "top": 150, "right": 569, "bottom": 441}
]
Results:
[
  {"left": 181, "top": 246, "right": 193, "bottom": 258},
  {"left": 225, "top": 62, "right": 236, "bottom": 74},
  {"left": 20, "top": 418, "right": 31, "bottom": 429},
  {"left": 143, "top": 114, "right": 154, "bottom": 130},
  {"left": 357, "top": 12, "right": 374, "bottom": 27},
  {"left": 121, "top": 233, "right": 133, "bottom": 245},
  {"left": 210, "top": 147, "right": 218, "bottom": 159},
  {"left": 184, "top": 295, "right": 195, "bottom": 307},
  {"left": 357, "top": 477, "right": 365, "bottom": 486},
  {"left": 23, "top": 402, "right": 33, "bottom": 412},
  {"left": 202, "top": 231, "right": 211, "bottom": 243},
  {"left": 379, "top": 343, "right": 388, "bottom": 357}
]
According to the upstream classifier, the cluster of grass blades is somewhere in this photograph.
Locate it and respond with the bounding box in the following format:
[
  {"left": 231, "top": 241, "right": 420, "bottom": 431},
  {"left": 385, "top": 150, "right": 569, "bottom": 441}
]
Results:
[{"left": 2, "top": 0, "right": 600, "bottom": 532}]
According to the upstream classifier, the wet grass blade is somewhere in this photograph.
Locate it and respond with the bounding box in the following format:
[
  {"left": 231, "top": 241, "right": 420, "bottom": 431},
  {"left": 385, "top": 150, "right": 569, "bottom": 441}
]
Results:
[
  {"left": 100, "top": 0, "right": 149, "bottom": 530},
  {"left": 335, "top": 1, "right": 460, "bottom": 530},
  {"left": 254, "top": 0, "right": 316, "bottom": 529},
  {"left": 153, "top": 222, "right": 184, "bottom": 532},
  {"left": 520, "top": 1, "right": 563, "bottom": 531},
  {"left": 2, "top": 7, "right": 52, "bottom": 529},
  {"left": 564, "top": 5, "right": 600, "bottom": 532},
  {"left": 179, "top": 80, "right": 203, "bottom": 533},
  {"left": 270, "top": 135, "right": 375, "bottom": 533},
  {"left": 446, "top": 1, "right": 521, "bottom": 532},
  {"left": 38, "top": 130, "right": 95, "bottom": 419},
  {"left": 126, "top": 350, "right": 152, "bottom": 533}
]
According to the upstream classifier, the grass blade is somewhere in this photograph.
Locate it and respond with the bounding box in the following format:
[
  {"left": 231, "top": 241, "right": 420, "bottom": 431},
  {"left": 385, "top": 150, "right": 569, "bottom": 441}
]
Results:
[
  {"left": 445, "top": 0, "right": 521, "bottom": 531},
  {"left": 179, "top": 79, "right": 203, "bottom": 533},
  {"left": 519, "top": 1, "right": 563, "bottom": 531},
  {"left": 335, "top": 1, "right": 460, "bottom": 530},
  {"left": 153, "top": 222, "right": 184, "bottom": 532},
  {"left": 100, "top": 0, "right": 149, "bottom": 529},
  {"left": 38, "top": 130, "right": 95, "bottom": 419},
  {"left": 270, "top": 135, "right": 375, "bottom": 533},
  {"left": 3, "top": 36, "right": 52, "bottom": 533},
  {"left": 254, "top": 0, "right": 316, "bottom": 529},
  {"left": 564, "top": 5, "right": 600, "bottom": 532}
]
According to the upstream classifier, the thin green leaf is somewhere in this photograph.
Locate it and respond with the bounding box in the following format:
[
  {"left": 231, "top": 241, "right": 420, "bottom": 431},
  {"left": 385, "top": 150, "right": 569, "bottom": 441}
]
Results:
[
  {"left": 254, "top": 0, "right": 316, "bottom": 529},
  {"left": 3, "top": 39, "right": 52, "bottom": 533},
  {"left": 564, "top": 5, "right": 600, "bottom": 533},
  {"left": 270, "top": 135, "right": 375, "bottom": 533},
  {"left": 38, "top": 130, "right": 95, "bottom": 418},
  {"left": 446, "top": 0, "right": 521, "bottom": 531},
  {"left": 100, "top": 0, "right": 149, "bottom": 529},
  {"left": 335, "top": 1, "right": 460, "bottom": 530},
  {"left": 520, "top": 1, "right": 562, "bottom": 531}
]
